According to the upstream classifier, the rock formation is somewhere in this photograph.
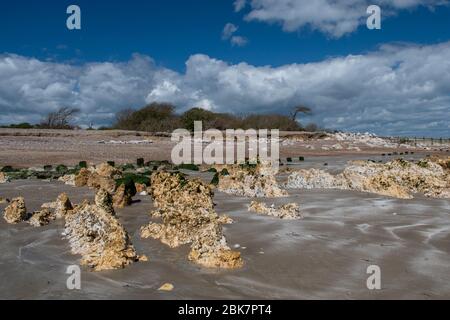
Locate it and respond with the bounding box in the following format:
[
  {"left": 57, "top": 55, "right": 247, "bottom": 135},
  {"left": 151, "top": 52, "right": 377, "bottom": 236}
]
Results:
[
  {"left": 248, "top": 201, "right": 303, "bottom": 220},
  {"left": 0, "top": 172, "right": 10, "bottom": 184},
  {"left": 0, "top": 197, "right": 9, "bottom": 204},
  {"left": 141, "top": 171, "right": 243, "bottom": 269},
  {"left": 55, "top": 193, "right": 73, "bottom": 219},
  {"left": 28, "top": 209, "right": 54, "bottom": 227},
  {"left": 74, "top": 163, "right": 121, "bottom": 193},
  {"left": 63, "top": 189, "right": 141, "bottom": 271},
  {"left": 216, "top": 163, "right": 287, "bottom": 198},
  {"left": 3, "top": 197, "right": 28, "bottom": 224},
  {"left": 112, "top": 184, "right": 133, "bottom": 209},
  {"left": 286, "top": 157, "right": 450, "bottom": 199}
]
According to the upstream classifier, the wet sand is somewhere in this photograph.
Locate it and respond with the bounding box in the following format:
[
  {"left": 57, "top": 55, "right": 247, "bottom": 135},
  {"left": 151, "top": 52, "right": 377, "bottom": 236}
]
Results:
[{"left": 1, "top": 174, "right": 449, "bottom": 299}]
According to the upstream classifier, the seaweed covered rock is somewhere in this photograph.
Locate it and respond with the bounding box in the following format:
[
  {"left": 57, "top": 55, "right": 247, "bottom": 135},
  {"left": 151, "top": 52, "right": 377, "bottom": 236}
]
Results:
[
  {"left": 3, "top": 197, "right": 27, "bottom": 224},
  {"left": 63, "top": 189, "right": 140, "bottom": 271},
  {"left": 216, "top": 162, "right": 287, "bottom": 198},
  {"left": 248, "top": 201, "right": 303, "bottom": 220},
  {"left": 286, "top": 157, "right": 450, "bottom": 199},
  {"left": 141, "top": 171, "right": 242, "bottom": 269}
]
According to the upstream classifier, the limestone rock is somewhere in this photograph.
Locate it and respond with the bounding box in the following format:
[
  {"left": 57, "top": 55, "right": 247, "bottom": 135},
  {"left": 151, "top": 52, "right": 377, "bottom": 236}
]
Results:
[
  {"left": 95, "top": 189, "right": 115, "bottom": 215},
  {"left": 63, "top": 189, "right": 140, "bottom": 271},
  {"left": 58, "top": 174, "right": 75, "bottom": 186},
  {"left": 3, "top": 197, "right": 28, "bottom": 224},
  {"left": 135, "top": 183, "right": 147, "bottom": 194},
  {"left": 112, "top": 184, "right": 133, "bottom": 209},
  {"left": 55, "top": 193, "right": 73, "bottom": 219},
  {"left": 0, "top": 172, "right": 10, "bottom": 184},
  {"left": 0, "top": 197, "right": 9, "bottom": 204},
  {"left": 141, "top": 171, "right": 242, "bottom": 269},
  {"left": 28, "top": 209, "right": 54, "bottom": 227},
  {"left": 216, "top": 163, "right": 287, "bottom": 198},
  {"left": 248, "top": 201, "right": 303, "bottom": 220},
  {"left": 74, "top": 168, "right": 91, "bottom": 187},
  {"left": 286, "top": 157, "right": 450, "bottom": 199},
  {"left": 218, "top": 214, "right": 234, "bottom": 224}
]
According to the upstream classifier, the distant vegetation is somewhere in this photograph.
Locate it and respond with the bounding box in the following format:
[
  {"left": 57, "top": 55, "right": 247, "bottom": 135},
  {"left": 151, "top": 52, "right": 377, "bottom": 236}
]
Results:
[
  {"left": 1, "top": 107, "right": 80, "bottom": 130},
  {"left": 113, "top": 102, "right": 317, "bottom": 132},
  {"left": 2, "top": 103, "right": 319, "bottom": 132}
]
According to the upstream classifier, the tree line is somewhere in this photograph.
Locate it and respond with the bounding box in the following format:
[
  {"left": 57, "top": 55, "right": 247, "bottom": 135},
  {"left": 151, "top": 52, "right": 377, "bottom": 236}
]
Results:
[{"left": 1, "top": 103, "right": 318, "bottom": 132}]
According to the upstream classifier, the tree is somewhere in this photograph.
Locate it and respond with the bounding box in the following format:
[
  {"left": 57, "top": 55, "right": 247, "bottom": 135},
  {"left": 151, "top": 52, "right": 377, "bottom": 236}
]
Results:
[
  {"left": 291, "top": 105, "right": 312, "bottom": 123},
  {"left": 40, "top": 107, "right": 80, "bottom": 129}
]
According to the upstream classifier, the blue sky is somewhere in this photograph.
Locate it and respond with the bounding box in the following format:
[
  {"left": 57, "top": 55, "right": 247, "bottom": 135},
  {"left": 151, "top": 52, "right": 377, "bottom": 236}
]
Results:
[{"left": 0, "top": 0, "right": 449, "bottom": 136}]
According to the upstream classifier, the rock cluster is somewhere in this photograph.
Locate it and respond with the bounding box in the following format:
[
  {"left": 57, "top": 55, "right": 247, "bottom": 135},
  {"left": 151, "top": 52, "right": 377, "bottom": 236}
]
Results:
[
  {"left": 74, "top": 163, "right": 120, "bottom": 193},
  {"left": 286, "top": 157, "right": 450, "bottom": 199},
  {"left": 216, "top": 163, "right": 287, "bottom": 198},
  {"left": 28, "top": 209, "right": 54, "bottom": 227},
  {"left": 248, "top": 201, "right": 303, "bottom": 220},
  {"left": 141, "top": 171, "right": 243, "bottom": 269},
  {"left": 3, "top": 197, "right": 28, "bottom": 224},
  {"left": 64, "top": 189, "right": 141, "bottom": 271}
]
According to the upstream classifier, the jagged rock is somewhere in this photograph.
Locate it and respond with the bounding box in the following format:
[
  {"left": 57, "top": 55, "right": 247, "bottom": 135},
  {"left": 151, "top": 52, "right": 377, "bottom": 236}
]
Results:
[
  {"left": 158, "top": 283, "right": 174, "bottom": 291},
  {"left": 87, "top": 173, "right": 117, "bottom": 194},
  {"left": 112, "top": 184, "right": 133, "bottom": 208},
  {"left": 95, "top": 163, "right": 122, "bottom": 179},
  {"left": 95, "top": 189, "right": 115, "bottom": 215},
  {"left": 63, "top": 189, "right": 140, "bottom": 271},
  {"left": 216, "top": 163, "right": 287, "bottom": 198},
  {"left": 141, "top": 171, "right": 242, "bottom": 269},
  {"left": 286, "top": 157, "right": 450, "bottom": 199},
  {"left": 58, "top": 174, "right": 75, "bottom": 186},
  {"left": 248, "top": 201, "right": 303, "bottom": 220},
  {"left": 74, "top": 168, "right": 91, "bottom": 187},
  {"left": 135, "top": 183, "right": 147, "bottom": 194},
  {"left": 217, "top": 215, "right": 234, "bottom": 224},
  {"left": 3, "top": 197, "right": 28, "bottom": 224},
  {"left": 55, "top": 193, "right": 73, "bottom": 219},
  {"left": 74, "top": 163, "right": 121, "bottom": 193},
  {"left": 0, "top": 172, "right": 10, "bottom": 184},
  {"left": 28, "top": 209, "right": 54, "bottom": 227}
]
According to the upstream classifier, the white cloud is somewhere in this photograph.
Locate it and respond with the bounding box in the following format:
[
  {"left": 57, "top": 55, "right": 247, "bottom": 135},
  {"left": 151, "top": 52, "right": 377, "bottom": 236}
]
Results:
[
  {"left": 222, "top": 23, "right": 248, "bottom": 47},
  {"left": 222, "top": 23, "right": 239, "bottom": 40},
  {"left": 243, "top": 0, "right": 449, "bottom": 38},
  {"left": 230, "top": 36, "right": 249, "bottom": 46},
  {"left": 1, "top": 42, "right": 450, "bottom": 136},
  {"left": 234, "top": 0, "right": 247, "bottom": 12}
]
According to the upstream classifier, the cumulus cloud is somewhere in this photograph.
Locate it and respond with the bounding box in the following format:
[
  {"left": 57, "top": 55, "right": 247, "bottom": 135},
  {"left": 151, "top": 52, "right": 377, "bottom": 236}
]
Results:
[
  {"left": 243, "top": 0, "right": 449, "bottom": 38},
  {"left": 1, "top": 42, "right": 450, "bottom": 136}
]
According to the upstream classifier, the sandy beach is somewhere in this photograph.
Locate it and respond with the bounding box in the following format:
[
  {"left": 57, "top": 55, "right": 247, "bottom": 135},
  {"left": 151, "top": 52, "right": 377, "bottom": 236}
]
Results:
[{"left": 1, "top": 154, "right": 449, "bottom": 299}]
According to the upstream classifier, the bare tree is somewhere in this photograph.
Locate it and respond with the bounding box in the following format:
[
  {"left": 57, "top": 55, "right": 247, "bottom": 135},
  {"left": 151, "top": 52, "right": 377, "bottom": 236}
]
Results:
[
  {"left": 40, "top": 107, "right": 80, "bottom": 129},
  {"left": 291, "top": 105, "right": 312, "bottom": 122}
]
